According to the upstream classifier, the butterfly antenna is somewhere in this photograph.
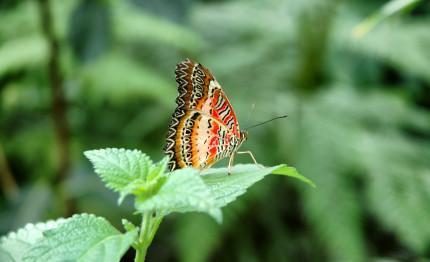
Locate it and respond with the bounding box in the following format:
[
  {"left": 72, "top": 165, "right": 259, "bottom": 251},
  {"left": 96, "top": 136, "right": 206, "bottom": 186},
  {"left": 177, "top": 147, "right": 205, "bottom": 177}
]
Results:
[
  {"left": 245, "top": 104, "right": 255, "bottom": 129},
  {"left": 246, "top": 115, "right": 288, "bottom": 130}
]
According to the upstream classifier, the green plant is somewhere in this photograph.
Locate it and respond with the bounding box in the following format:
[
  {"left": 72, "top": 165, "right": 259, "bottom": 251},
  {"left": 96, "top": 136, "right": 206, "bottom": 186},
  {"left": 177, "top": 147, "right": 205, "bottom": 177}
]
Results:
[{"left": 0, "top": 148, "right": 313, "bottom": 262}]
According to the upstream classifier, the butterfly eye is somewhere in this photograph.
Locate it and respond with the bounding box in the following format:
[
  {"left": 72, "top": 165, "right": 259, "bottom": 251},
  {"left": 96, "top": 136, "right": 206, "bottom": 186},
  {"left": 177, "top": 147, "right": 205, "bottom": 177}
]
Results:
[{"left": 241, "top": 130, "right": 248, "bottom": 140}]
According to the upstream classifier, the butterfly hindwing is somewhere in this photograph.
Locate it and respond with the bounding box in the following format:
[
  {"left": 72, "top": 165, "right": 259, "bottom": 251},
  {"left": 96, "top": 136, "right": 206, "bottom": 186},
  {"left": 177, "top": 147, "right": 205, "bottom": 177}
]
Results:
[{"left": 168, "top": 109, "right": 240, "bottom": 170}]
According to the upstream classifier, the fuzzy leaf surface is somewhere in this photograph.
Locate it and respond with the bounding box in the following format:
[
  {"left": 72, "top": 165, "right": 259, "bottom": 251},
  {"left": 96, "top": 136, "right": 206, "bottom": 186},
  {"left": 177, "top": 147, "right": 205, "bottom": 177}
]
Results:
[
  {"left": 84, "top": 149, "right": 168, "bottom": 202},
  {"left": 135, "top": 168, "right": 222, "bottom": 223},
  {"left": 0, "top": 219, "right": 66, "bottom": 262},
  {"left": 23, "top": 214, "right": 137, "bottom": 262},
  {"left": 201, "top": 164, "right": 314, "bottom": 208}
]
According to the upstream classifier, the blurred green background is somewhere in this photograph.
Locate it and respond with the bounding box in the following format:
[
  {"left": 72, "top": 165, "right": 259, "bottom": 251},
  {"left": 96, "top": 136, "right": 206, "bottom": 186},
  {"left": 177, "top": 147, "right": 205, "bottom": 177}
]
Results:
[{"left": 1, "top": 0, "right": 430, "bottom": 261}]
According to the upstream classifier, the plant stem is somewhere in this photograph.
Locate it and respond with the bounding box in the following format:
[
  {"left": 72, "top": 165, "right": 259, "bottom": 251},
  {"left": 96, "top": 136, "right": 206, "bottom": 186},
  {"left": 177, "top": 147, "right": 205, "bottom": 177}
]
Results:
[
  {"left": 134, "top": 211, "right": 163, "bottom": 262},
  {"left": 36, "top": 0, "right": 71, "bottom": 186},
  {"left": 0, "top": 142, "right": 19, "bottom": 202}
]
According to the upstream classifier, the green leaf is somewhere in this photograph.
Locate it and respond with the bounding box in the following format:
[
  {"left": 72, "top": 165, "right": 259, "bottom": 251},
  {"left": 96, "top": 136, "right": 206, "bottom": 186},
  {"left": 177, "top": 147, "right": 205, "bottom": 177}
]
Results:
[
  {"left": 118, "top": 179, "right": 152, "bottom": 204},
  {"left": 68, "top": 0, "right": 111, "bottom": 62},
  {"left": 271, "top": 165, "right": 315, "bottom": 187},
  {"left": 118, "top": 157, "right": 170, "bottom": 204},
  {"left": 122, "top": 219, "right": 138, "bottom": 249},
  {"left": 84, "top": 148, "right": 158, "bottom": 202},
  {"left": 0, "top": 36, "right": 47, "bottom": 78},
  {"left": 80, "top": 52, "right": 176, "bottom": 106},
  {"left": 350, "top": 20, "right": 430, "bottom": 83},
  {"left": 147, "top": 156, "right": 169, "bottom": 182},
  {"left": 352, "top": 0, "right": 422, "bottom": 38},
  {"left": 0, "top": 219, "right": 66, "bottom": 262},
  {"left": 121, "top": 219, "right": 136, "bottom": 232},
  {"left": 23, "top": 214, "right": 138, "bottom": 262},
  {"left": 201, "top": 164, "right": 314, "bottom": 208},
  {"left": 135, "top": 168, "right": 222, "bottom": 223},
  {"left": 114, "top": 0, "right": 206, "bottom": 52}
]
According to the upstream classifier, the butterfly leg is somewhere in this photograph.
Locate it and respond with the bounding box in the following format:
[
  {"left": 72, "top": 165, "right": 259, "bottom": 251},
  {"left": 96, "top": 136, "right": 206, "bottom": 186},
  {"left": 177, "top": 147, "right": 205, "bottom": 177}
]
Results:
[
  {"left": 228, "top": 153, "right": 235, "bottom": 176},
  {"left": 237, "top": 151, "right": 264, "bottom": 169}
]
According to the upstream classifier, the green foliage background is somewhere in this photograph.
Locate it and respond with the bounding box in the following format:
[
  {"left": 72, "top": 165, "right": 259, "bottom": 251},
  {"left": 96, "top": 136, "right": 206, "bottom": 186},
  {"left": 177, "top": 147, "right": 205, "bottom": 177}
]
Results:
[{"left": 1, "top": 0, "right": 430, "bottom": 261}]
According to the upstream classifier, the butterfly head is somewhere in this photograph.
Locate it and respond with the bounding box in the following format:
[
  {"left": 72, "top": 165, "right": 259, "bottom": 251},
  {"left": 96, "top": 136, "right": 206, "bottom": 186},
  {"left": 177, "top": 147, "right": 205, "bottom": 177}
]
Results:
[{"left": 240, "top": 129, "right": 248, "bottom": 142}]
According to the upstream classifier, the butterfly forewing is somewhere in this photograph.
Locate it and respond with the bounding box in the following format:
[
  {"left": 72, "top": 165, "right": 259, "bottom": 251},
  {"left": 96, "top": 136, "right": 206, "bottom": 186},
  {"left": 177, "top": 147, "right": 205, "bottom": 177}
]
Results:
[
  {"left": 164, "top": 58, "right": 243, "bottom": 171},
  {"left": 174, "top": 58, "right": 240, "bottom": 135}
]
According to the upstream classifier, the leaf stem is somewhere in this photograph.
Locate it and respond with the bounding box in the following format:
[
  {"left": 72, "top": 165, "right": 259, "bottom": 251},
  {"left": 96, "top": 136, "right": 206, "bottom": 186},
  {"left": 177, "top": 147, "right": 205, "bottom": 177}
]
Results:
[
  {"left": 134, "top": 211, "right": 163, "bottom": 262},
  {"left": 148, "top": 216, "right": 163, "bottom": 244}
]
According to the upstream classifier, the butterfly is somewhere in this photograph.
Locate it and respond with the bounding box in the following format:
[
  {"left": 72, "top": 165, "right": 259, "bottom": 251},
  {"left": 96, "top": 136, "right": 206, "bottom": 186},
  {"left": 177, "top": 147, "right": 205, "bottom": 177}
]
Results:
[{"left": 163, "top": 58, "right": 262, "bottom": 175}]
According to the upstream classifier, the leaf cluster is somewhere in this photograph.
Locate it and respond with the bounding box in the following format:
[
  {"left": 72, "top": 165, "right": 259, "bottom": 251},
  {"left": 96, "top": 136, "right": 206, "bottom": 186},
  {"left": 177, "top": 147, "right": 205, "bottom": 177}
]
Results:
[
  {"left": 84, "top": 148, "right": 313, "bottom": 224},
  {"left": 1, "top": 149, "right": 311, "bottom": 261}
]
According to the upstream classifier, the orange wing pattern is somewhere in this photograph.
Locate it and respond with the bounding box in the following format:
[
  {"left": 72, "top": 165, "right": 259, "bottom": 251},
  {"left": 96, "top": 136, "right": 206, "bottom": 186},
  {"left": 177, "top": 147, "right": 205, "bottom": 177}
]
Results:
[{"left": 164, "top": 58, "right": 245, "bottom": 171}]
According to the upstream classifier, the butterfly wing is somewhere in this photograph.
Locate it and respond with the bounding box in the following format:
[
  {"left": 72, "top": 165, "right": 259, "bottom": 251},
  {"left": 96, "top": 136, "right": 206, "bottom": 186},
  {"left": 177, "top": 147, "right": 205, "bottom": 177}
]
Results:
[{"left": 164, "top": 58, "right": 242, "bottom": 171}]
